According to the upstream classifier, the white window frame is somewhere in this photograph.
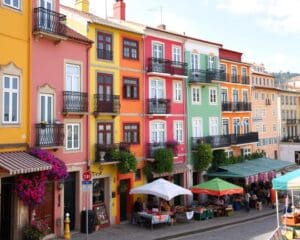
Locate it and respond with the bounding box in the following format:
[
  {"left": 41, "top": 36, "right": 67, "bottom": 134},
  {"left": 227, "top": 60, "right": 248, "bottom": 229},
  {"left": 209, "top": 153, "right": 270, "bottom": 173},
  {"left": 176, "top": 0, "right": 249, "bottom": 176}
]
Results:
[
  {"left": 243, "top": 118, "right": 249, "bottom": 134},
  {"left": 191, "top": 86, "right": 201, "bottom": 104},
  {"left": 152, "top": 42, "right": 164, "bottom": 59},
  {"left": 39, "top": 93, "right": 54, "bottom": 123},
  {"left": 243, "top": 148, "right": 251, "bottom": 157},
  {"left": 174, "top": 120, "right": 184, "bottom": 143},
  {"left": 2, "top": 75, "right": 19, "bottom": 124},
  {"left": 262, "top": 124, "right": 267, "bottom": 132},
  {"left": 66, "top": 123, "right": 80, "bottom": 151},
  {"left": 192, "top": 117, "right": 203, "bottom": 138},
  {"left": 222, "top": 118, "right": 229, "bottom": 135},
  {"left": 208, "top": 55, "right": 214, "bottom": 69},
  {"left": 150, "top": 120, "right": 166, "bottom": 143},
  {"left": 65, "top": 63, "right": 81, "bottom": 92},
  {"left": 173, "top": 81, "right": 182, "bottom": 102},
  {"left": 209, "top": 87, "right": 217, "bottom": 105},
  {"left": 3, "top": 0, "right": 21, "bottom": 10},
  {"left": 209, "top": 117, "right": 219, "bottom": 136},
  {"left": 191, "top": 53, "right": 199, "bottom": 70},
  {"left": 273, "top": 124, "right": 277, "bottom": 131},
  {"left": 149, "top": 78, "right": 165, "bottom": 99},
  {"left": 172, "top": 46, "right": 181, "bottom": 62}
]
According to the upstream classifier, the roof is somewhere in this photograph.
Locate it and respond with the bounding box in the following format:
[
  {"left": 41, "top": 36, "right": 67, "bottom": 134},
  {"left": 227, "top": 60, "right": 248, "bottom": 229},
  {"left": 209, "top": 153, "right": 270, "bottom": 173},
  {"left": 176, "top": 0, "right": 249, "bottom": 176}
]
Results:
[
  {"left": 0, "top": 151, "right": 52, "bottom": 175},
  {"left": 206, "top": 158, "right": 295, "bottom": 178},
  {"left": 152, "top": 163, "right": 189, "bottom": 178},
  {"left": 60, "top": 5, "right": 143, "bottom": 35},
  {"left": 65, "top": 26, "right": 93, "bottom": 44}
]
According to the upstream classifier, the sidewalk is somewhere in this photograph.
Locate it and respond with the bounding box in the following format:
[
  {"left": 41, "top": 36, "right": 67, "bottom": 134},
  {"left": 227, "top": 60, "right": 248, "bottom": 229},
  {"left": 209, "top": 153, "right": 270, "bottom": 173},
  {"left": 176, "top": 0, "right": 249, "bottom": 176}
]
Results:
[{"left": 63, "top": 207, "right": 276, "bottom": 240}]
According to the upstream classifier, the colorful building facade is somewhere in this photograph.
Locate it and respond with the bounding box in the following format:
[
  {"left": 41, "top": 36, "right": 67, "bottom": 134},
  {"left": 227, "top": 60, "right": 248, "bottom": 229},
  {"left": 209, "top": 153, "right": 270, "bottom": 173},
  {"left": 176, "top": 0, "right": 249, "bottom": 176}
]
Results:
[
  {"left": 250, "top": 63, "right": 279, "bottom": 159},
  {"left": 61, "top": 0, "right": 145, "bottom": 225},
  {"left": 219, "top": 48, "right": 258, "bottom": 157},
  {"left": 31, "top": 0, "right": 92, "bottom": 236}
]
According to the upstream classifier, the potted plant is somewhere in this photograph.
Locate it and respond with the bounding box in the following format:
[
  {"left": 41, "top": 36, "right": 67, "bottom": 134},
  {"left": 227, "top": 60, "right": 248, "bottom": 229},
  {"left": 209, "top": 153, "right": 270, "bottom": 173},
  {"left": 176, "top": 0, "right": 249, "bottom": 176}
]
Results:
[
  {"left": 40, "top": 121, "right": 47, "bottom": 129},
  {"left": 23, "top": 219, "right": 51, "bottom": 240}
]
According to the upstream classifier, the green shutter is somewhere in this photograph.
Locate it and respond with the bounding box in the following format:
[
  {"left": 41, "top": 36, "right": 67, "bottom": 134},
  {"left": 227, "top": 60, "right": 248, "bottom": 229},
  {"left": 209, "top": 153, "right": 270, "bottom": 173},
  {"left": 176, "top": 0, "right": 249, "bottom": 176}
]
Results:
[
  {"left": 200, "top": 54, "right": 207, "bottom": 70},
  {"left": 213, "top": 56, "right": 219, "bottom": 69},
  {"left": 185, "top": 51, "right": 191, "bottom": 69}
]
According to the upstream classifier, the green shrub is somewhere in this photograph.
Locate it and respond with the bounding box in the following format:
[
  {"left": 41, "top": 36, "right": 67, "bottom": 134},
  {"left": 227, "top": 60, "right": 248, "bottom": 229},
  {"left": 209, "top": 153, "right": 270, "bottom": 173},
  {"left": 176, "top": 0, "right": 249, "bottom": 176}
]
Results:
[
  {"left": 117, "top": 151, "right": 137, "bottom": 174},
  {"left": 194, "top": 144, "right": 213, "bottom": 172},
  {"left": 153, "top": 148, "right": 173, "bottom": 173}
]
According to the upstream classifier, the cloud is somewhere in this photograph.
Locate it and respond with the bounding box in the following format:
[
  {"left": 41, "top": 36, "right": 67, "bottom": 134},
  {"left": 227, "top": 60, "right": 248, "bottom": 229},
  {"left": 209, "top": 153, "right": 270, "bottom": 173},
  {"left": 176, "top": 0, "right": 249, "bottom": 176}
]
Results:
[{"left": 217, "top": 0, "right": 300, "bottom": 33}]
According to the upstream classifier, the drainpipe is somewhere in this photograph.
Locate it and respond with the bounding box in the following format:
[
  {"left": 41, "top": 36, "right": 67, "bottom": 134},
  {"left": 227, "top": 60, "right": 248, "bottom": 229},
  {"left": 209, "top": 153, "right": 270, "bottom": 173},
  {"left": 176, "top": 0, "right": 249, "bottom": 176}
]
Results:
[
  {"left": 86, "top": 43, "right": 92, "bottom": 170},
  {"left": 142, "top": 35, "right": 146, "bottom": 169},
  {"left": 28, "top": 1, "right": 33, "bottom": 149}
]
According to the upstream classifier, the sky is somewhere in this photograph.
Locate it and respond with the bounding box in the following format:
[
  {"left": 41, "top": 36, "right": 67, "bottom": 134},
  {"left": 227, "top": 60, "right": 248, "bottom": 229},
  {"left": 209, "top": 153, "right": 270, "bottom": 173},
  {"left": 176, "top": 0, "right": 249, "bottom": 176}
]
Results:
[{"left": 61, "top": 0, "right": 300, "bottom": 73}]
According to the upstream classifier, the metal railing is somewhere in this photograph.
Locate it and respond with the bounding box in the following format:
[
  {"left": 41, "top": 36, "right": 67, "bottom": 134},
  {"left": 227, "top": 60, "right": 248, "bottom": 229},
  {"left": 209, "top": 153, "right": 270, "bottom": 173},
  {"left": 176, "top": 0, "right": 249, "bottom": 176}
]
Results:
[
  {"left": 188, "top": 69, "right": 226, "bottom": 83},
  {"left": 35, "top": 123, "right": 64, "bottom": 147},
  {"left": 147, "top": 58, "right": 188, "bottom": 76},
  {"left": 146, "top": 142, "right": 178, "bottom": 158},
  {"left": 147, "top": 98, "right": 171, "bottom": 114},
  {"left": 222, "top": 102, "right": 232, "bottom": 111},
  {"left": 230, "top": 132, "right": 259, "bottom": 145},
  {"left": 33, "top": 7, "right": 66, "bottom": 36},
  {"left": 222, "top": 102, "right": 251, "bottom": 111},
  {"left": 97, "top": 48, "right": 113, "bottom": 60},
  {"left": 95, "top": 143, "right": 130, "bottom": 162},
  {"left": 63, "top": 91, "right": 88, "bottom": 113},
  {"left": 94, "top": 94, "right": 120, "bottom": 114}
]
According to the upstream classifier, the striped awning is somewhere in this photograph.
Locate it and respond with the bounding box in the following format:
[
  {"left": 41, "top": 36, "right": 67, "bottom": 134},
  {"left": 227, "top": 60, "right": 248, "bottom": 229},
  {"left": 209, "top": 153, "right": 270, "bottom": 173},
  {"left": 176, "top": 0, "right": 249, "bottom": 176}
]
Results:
[
  {"left": 0, "top": 152, "right": 52, "bottom": 175},
  {"left": 152, "top": 163, "right": 189, "bottom": 178}
]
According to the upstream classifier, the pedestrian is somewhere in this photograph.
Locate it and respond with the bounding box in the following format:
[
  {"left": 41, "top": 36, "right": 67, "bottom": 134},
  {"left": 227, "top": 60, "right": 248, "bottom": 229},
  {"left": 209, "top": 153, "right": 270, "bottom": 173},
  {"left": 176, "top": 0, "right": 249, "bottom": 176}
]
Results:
[{"left": 244, "top": 191, "right": 251, "bottom": 212}]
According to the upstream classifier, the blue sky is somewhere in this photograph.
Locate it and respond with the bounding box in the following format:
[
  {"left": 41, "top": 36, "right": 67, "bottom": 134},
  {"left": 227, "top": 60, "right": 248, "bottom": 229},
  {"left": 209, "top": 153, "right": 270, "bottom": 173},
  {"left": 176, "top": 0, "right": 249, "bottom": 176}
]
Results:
[{"left": 61, "top": 0, "right": 300, "bottom": 73}]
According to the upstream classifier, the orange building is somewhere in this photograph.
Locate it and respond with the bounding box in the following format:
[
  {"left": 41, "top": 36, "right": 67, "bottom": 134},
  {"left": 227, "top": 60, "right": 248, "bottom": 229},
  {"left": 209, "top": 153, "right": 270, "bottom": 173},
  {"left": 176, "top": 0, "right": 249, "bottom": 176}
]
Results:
[{"left": 219, "top": 48, "right": 258, "bottom": 157}]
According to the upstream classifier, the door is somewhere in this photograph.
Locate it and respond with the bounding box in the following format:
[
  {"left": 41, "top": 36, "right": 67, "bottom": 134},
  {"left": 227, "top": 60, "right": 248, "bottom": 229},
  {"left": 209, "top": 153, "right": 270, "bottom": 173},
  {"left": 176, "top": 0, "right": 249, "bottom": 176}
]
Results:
[
  {"left": 173, "top": 174, "right": 182, "bottom": 206},
  {"left": 97, "top": 123, "right": 113, "bottom": 145},
  {"left": 152, "top": 43, "right": 164, "bottom": 72},
  {"left": 233, "top": 90, "right": 239, "bottom": 110},
  {"left": 97, "top": 73, "right": 113, "bottom": 112},
  {"left": 39, "top": 94, "right": 54, "bottom": 145},
  {"left": 222, "top": 119, "right": 229, "bottom": 135},
  {"left": 0, "top": 177, "right": 13, "bottom": 240},
  {"left": 64, "top": 172, "right": 76, "bottom": 230},
  {"left": 35, "top": 182, "right": 54, "bottom": 231},
  {"left": 233, "top": 119, "right": 240, "bottom": 135},
  {"left": 66, "top": 64, "right": 80, "bottom": 92},
  {"left": 150, "top": 79, "right": 164, "bottom": 99},
  {"left": 119, "top": 179, "right": 129, "bottom": 221},
  {"left": 192, "top": 118, "right": 203, "bottom": 145},
  {"left": 221, "top": 89, "right": 228, "bottom": 103},
  {"left": 242, "top": 91, "right": 248, "bottom": 103},
  {"left": 97, "top": 32, "right": 112, "bottom": 60},
  {"left": 39, "top": 0, "right": 53, "bottom": 30},
  {"left": 209, "top": 117, "right": 219, "bottom": 136}
]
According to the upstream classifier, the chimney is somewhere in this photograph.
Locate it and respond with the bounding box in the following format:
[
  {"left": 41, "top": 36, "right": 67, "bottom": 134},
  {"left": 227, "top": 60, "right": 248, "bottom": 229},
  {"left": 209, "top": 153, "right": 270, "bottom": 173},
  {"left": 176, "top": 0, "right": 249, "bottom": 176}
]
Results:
[
  {"left": 113, "top": 0, "right": 126, "bottom": 21},
  {"left": 75, "top": 0, "right": 89, "bottom": 12},
  {"left": 157, "top": 24, "right": 166, "bottom": 30}
]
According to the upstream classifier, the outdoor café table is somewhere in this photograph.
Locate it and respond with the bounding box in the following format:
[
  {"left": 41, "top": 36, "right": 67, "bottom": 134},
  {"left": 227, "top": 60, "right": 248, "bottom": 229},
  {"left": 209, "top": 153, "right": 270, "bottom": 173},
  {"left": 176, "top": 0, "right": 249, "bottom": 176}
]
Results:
[{"left": 138, "top": 211, "right": 171, "bottom": 229}]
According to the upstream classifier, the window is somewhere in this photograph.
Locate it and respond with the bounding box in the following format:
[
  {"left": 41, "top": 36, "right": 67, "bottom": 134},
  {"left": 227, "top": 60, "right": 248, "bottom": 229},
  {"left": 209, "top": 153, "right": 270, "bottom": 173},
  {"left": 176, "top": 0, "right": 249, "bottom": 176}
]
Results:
[
  {"left": 3, "top": 75, "right": 19, "bottom": 124},
  {"left": 220, "top": 63, "right": 226, "bottom": 73},
  {"left": 152, "top": 42, "right": 163, "bottom": 58},
  {"left": 123, "top": 123, "right": 139, "bottom": 144},
  {"left": 221, "top": 88, "right": 228, "bottom": 103},
  {"left": 241, "top": 68, "right": 247, "bottom": 83},
  {"left": 273, "top": 124, "right": 277, "bottom": 131},
  {"left": 262, "top": 124, "right": 266, "bottom": 132},
  {"left": 255, "top": 124, "right": 260, "bottom": 132},
  {"left": 192, "top": 118, "right": 203, "bottom": 138},
  {"left": 209, "top": 117, "right": 219, "bottom": 135},
  {"left": 243, "top": 118, "right": 249, "bottom": 134},
  {"left": 66, "top": 63, "right": 80, "bottom": 91},
  {"left": 231, "top": 66, "right": 237, "bottom": 83},
  {"left": 255, "top": 92, "right": 258, "bottom": 100},
  {"left": 242, "top": 148, "right": 251, "bottom": 157},
  {"left": 97, "top": 32, "right": 113, "bottom": 60},
  {"left": 174, "top": 121, "right": 184, "bottom": 143},
  {"left": 135, "top": 169, "right": 142, "bottom": 181},
  {"left": 66, "top": 123, "right": 80, "bottom": 150},
  {"left": 191, "top": 87, "right": 201, "bottom": 104},
  {"left": 222, "top": 119, "right": 229, "bottom": 135},
  {"left": 39, "top": 94, "right": 53, "bottom": 123},
  {"left": 285, "top": 96, "right": 288, "bottom": 105},
  {"left": 123, "top": 77, "right": 138, "bottom": 99},
  {"left": 3, "top": 0, "right": 20, "bottom": 9},
  {"left": 261, "top": 93, "right": 265, "bottom": 100},
  {"left": 173, "top": 81, "right": 182, "bottom": 102},
  {"left": 150, "top": 79, "right": 165, "bottom": 98},
  {"left": 209, "top": 87, "right": 217, "bottom": 104},
  {"left": 272, "top": 94, "right": 275, "bottom": 101},
  {"left": 281, "top": 96, "right": 284, "bottom": 104},
  {"left": 261, "top": 109, "right": 266, "bottom": 117},
  {"left": 123, "top": 38, "right": 138, "bottom": 60},
  {"left": 242, "top": 90, "right": 248, "bottom": 103},
  {"left": 191, "top": 54, "right": 199, "bottom": 70},
  {"left": 290, "top": 96, "right": 293, "bottom": 105},
  {"left": 208, "top": 55, "right": 214, "bottom": 70},
  {"left": 294, "top": 96, "right": 297, "bottom": 105},
  {"left": 233, "top": 119, "right": 240, "bottom": 135},
  {"left": 150, "top": 121, "right": 166, "bottom": 143},
  {"left": 172, "top": 46, "right": 181, "bottom": 62}
]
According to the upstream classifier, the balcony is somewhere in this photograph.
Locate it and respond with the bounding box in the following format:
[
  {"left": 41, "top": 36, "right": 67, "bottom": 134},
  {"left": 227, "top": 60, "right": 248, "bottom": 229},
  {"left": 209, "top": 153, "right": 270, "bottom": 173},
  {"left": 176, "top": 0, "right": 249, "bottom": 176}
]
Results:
[
  {"left": 232, "top": 102, "right": 252, "bottom": 111},
  {"left": 63, "top": 91, "right": 88, "bottom": 114},
  {"left": 191, "top": 135, "right": 231, "bottom": 150},
  {"left": 35, "top": 123, "right": 64, "bottom": 148},
  {"left": 97, "top": 48, "right": 113, "bottom": 61},
  {"left": 146, "top": 142, "right": 178, "bottom": 159},
  {"left": 230, "top": 132, "right": 259, "bottom": 145},
  {"left": 281, "top": 137, "right": 300, "bottom": 143},
  {"left": 188, "top": 69, "right": 226, "bottom": 84},
  {"left": 94, "top": 94, "right": 120, "bottom": 115},
  {"left": 222, "top": 102, "right": 232, "bottom": 111},
  {"left": 33, "top": 7, "right": 67, "bottom": 40},
  {"left": 265, "top": 99, "right": 271, "bottom": 105},
  {"left": 147, "top": 58, "right": 187, "bottom": 76},
  {"left": 286, "top": 119, "right": 297, "bottom": 124},
  {"left": 95, "top": 143, "right": 130, "bottom": 162},
  {"left": 229, "top": 75, "right": 249, "bottom": 84},
  {"left": 241, "top": 76, "right": 250, "bottom": 84},
  {"left": 147, "top": 98, "right": 171, "bottom": 115}
]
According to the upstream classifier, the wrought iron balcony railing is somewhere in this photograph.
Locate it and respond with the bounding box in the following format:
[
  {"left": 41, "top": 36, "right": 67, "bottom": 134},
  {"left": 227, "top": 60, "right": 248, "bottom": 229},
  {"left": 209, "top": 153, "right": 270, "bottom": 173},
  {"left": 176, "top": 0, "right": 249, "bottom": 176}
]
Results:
[
  {"left": 97, "top": 48, "right": 113, "bottom": 60},
  {"left": 63, "top": 91, "right": 88, "bottom": 113},
  {"left": 232, "top": 102, "right": 252, "bottom": 111},
  {"left": 35, "top": 123, "right": 64, "bottom": 148},
  {"left": 95, "top": 143, "right": 130, "bottom": 162},
  {"left": 147, "top": 98, "right": 171, "bottom": 114},
  {"left": 191, "top": 135, "right": 231, "bottom": 150},
  {"left": 230, "top": 132, "right": 259, "bottom": 145},
  {"left": 241, "top": 76, "right": 250, "bottom": 84},
  {"left": 188, "top": 69, "right": 226, "bottom": 83},
  {"left": 147, "top": 58, "right": 188, "bottom": 76},
  {"left": 146, "top": 141, "right": 178, "bottom": 158},
  {"left": 33, "top": 7, "right": 66, "bottom": 36},
  {"left": 286, "top": 119, "right": 297, "bottom": 124},
  {"left": 222, "top": 102, "right": 232, "bottom": 111},
  {"left": 281, "top": 137, "right": 300, "bottom": 143},
  {"left": 94, "top": 94, "right": 120, "bottom": 114}
]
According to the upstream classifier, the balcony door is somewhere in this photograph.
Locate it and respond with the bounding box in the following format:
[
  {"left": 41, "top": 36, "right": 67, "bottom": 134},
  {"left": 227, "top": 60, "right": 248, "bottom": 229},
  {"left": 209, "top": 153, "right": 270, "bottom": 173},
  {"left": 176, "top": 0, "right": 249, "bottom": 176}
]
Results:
[
  {"left": 150, "top": 79, "right": 164, "bottom": 99},
  {"left": 192, "top": 118, "right": 203, "bottom": 138},
  {"left": 39, "top": 0, "right": 53, "bottom": 30},
  {"left": 242, "top": 91, "right": 248, "bottom": 103},
  {"left": 150, "top": 121, "right": 165, "bottom": 143},
  {"left": 152, "top": 43, "right": 164, "bottom": 72},
  {"left": 221, "top": 89, "right": 228, "bottom": 103},
  {"left": 233, "top": 119, "right": 240, "bottom": 135},
  {"left": 209, "top": 117, "right": 219, "bottom": 136},
  {"left": 97, "top": 73, "right": 113, "bottom": 112},
  {"left": 40, "top": 94, "right": 53, "bottom": 123},
  {"left": 66, "top": 64, "right": 80, "bottom": 92},
  {"left": 97, "top": 123, "right": 113, "bottom": 145},
  {"left": 233, "top": 90, "right": 238, "bottom": 110}
]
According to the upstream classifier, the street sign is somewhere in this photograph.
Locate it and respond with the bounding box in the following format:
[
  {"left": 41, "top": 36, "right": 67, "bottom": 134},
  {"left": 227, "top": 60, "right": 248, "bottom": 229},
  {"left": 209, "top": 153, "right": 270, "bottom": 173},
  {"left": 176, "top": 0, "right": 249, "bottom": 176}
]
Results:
[
  {"left": 82, "top": 180, "right": 92, "bottom": 192},
  {"left": 82, "top": 180, "right": 92, "bottom": 185},
  {"left": 83, "top": 170, "right": 91, "bottom": 181}
]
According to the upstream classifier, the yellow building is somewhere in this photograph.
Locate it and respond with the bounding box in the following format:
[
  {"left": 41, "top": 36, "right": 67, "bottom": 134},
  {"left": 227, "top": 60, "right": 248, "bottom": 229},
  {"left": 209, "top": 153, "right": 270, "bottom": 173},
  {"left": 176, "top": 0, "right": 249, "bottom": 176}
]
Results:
[{"left": 61, "top": 0, "right": 145, "bottom": 225}]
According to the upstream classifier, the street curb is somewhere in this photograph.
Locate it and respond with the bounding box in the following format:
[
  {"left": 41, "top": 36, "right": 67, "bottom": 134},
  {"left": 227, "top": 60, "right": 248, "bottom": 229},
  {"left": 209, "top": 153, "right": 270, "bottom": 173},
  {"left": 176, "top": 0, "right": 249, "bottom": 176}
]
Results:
[{"left": 154, "top": 211, "right": 276, "bottom": 240}]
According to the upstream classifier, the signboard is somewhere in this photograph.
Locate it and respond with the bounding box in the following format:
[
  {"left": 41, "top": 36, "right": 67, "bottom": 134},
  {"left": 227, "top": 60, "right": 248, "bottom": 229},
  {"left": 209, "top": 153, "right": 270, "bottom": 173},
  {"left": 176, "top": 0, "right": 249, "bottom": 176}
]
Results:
[
  {"left": 83, "top": 170, "right": 91, "bottom": 181},
  {"left": 93, "top": 203, "right": 110, "bottom": 227},
  {"left": 82, "top": 180, "right": 92, "bottom": 192}
]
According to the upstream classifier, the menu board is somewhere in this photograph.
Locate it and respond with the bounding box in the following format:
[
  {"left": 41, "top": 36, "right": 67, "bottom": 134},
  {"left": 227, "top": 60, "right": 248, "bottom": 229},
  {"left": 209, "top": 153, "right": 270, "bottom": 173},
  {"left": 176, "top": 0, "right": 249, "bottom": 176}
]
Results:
[{"left": 93, "top": 203, "right": 110, "bottom": 227}]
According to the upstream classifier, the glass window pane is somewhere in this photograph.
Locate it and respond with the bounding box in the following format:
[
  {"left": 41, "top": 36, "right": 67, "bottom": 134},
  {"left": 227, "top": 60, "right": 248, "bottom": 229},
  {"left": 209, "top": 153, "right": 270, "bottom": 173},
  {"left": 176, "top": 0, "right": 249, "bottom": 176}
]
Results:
[
  {"left": 4, "top": 0, "right": 10, "bottom": 5},
  {"left": 47, "top": 96, "right": 52, "bottom": 123},
  {"left": 4, "top": 77, "right": 10, "bottom": 88},
  {"left": 40, "top": 96, "right": 45, "bottom": 122},
  {"left": 12, "top": 93, "right": 17, "bottom": 121},
  {"left": 4, "top": 92, "right": 9, "bottom": 121},
  {"left": 12, "top": 78, "right": 18, "bottom": 89}
]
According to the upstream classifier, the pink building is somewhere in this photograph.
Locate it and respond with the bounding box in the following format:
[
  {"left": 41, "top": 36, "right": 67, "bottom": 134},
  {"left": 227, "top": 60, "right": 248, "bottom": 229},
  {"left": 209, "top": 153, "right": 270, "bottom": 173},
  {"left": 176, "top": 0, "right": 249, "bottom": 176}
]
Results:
[
  {"left": 31, "top": 0, "right": 92, "bottom": 236},
  {"left": 143, "top": 26, "right": 189, "bottom": 193}
]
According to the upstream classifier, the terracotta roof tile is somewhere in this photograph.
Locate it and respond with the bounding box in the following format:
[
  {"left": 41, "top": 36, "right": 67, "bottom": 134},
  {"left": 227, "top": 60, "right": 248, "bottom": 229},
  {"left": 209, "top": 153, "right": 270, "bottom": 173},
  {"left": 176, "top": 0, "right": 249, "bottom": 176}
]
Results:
[{"left": 65, "top": 26, "right": 93, "bottom": 44}]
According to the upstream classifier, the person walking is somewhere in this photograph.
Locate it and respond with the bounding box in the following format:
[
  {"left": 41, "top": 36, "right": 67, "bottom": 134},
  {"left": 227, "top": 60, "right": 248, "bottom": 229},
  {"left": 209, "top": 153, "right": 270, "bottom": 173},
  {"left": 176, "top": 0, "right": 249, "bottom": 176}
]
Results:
[{"left": 244, "top": 191, "right": 251, "bottom": 212}]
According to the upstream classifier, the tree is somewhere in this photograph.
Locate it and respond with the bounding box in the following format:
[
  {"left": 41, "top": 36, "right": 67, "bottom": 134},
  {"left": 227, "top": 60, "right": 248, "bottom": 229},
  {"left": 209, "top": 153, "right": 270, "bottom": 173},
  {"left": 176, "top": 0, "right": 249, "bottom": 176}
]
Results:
[
  {"left": 153, "top": 148, "right": 173, "bottom": 173},
  {"left": 211, "top": 149, "right": 227, "bottom": 171},
  {"left": 194, "top": 144, "right": 213, "bottom": 172}
]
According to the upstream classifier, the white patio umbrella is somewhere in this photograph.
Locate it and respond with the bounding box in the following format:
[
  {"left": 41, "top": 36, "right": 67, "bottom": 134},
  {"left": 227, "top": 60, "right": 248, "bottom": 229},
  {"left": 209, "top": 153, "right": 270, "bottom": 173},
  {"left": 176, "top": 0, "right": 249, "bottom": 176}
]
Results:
[{"left": 129, "top": 178, "right": 192, "bottom": 201}]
